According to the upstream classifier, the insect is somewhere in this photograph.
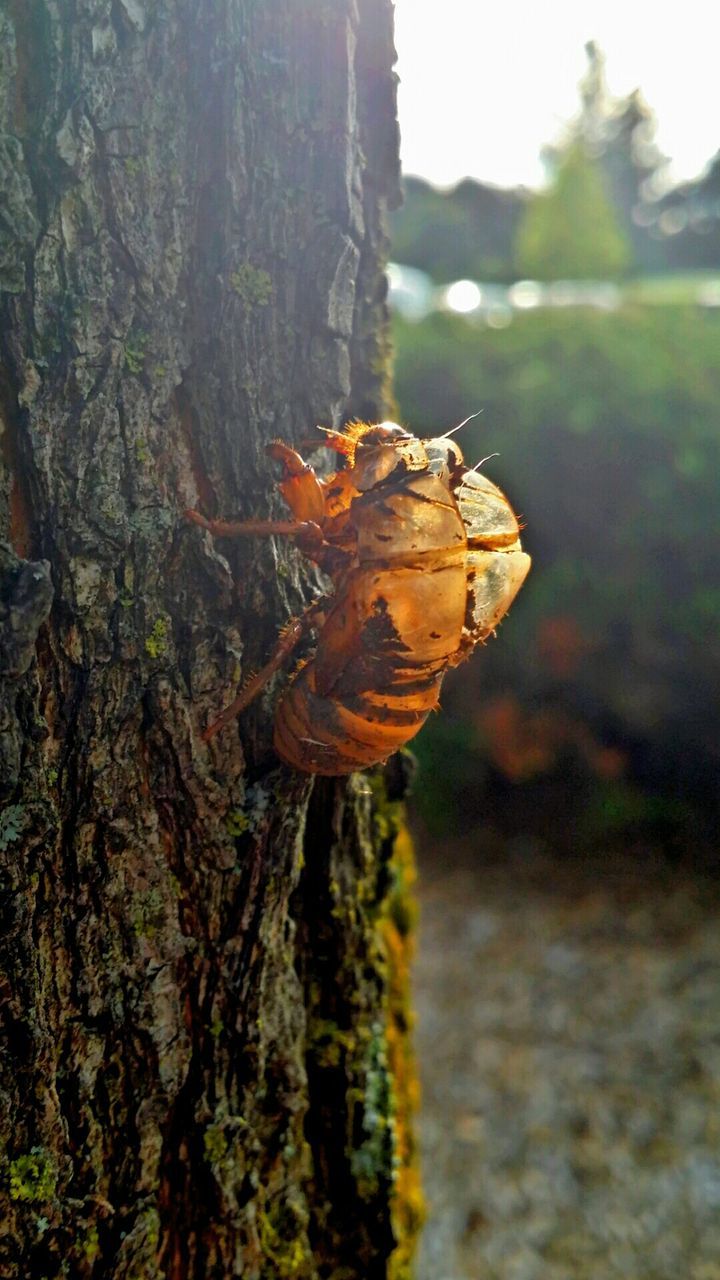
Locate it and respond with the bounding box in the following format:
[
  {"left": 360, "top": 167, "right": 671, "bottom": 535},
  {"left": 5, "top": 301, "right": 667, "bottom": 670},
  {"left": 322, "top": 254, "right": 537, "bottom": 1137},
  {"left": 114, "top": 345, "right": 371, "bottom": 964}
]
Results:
[{"left": 185, "top": 421, "right": 530, "bottom": 775}]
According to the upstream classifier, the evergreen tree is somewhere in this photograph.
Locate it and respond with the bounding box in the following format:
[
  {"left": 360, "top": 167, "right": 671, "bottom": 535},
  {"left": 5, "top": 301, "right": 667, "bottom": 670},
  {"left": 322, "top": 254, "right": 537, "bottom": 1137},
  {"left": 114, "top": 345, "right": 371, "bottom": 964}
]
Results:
[
  {"left": 601, "top": 89, "right": 669, "bottom": 272},
  {"left": 518, "top": 42, "right": 668, "bottom": 279},
  {"left": 515, "top": 142, "right": 630, "bottom": 280}
]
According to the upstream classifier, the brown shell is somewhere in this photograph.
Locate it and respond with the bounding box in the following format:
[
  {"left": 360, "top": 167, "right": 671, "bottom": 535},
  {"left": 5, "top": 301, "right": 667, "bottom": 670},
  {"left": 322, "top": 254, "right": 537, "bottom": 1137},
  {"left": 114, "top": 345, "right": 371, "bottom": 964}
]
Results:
[
  {"left": 455, "top": 468, "right": 521, "bottom": 548},
  {"left": 273, "top": 435, "right": 530, "bottom": 774}
]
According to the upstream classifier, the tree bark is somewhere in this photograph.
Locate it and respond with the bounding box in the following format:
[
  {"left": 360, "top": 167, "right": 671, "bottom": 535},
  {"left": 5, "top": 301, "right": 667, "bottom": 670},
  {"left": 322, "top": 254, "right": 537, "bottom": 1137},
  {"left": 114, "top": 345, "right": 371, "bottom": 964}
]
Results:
[{"left": 0, "top": 3, "right": 422, "bottom": 1276}]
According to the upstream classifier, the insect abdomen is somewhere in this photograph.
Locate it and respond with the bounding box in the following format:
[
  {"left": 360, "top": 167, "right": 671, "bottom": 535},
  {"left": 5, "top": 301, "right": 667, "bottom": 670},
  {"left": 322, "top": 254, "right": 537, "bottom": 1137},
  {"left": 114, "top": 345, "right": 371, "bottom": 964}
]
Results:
[
  {"left": 275, "top": 546, "right": 466, "bottom": 773},
  {"left": 187, "top": 424, "right": 530, "bottom": 772},
  {"left": 274, "top": 662, "right": 443, "bottom": 774}
]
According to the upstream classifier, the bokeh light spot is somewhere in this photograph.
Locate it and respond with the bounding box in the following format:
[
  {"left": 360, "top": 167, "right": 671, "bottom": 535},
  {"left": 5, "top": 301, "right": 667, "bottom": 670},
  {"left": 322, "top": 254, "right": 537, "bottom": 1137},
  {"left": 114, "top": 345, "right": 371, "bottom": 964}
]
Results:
[{"left": 444, "top": 280, "right": 482, "bottom": 314}]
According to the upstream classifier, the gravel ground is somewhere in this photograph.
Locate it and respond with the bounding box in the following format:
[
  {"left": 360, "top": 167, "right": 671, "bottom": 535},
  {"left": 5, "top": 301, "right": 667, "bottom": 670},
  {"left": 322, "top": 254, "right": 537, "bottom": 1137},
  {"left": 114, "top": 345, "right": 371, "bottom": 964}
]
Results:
[{"left": 413, "top": 839, "right": 720, "bottom": 1280}]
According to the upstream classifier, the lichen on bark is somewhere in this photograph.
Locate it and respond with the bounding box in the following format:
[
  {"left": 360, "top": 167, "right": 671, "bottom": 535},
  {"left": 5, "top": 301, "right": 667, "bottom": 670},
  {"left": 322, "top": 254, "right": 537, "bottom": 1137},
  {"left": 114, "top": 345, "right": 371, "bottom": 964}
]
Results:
[{"left": 0, "top": 1, "right": 419, "bottom": 1277}]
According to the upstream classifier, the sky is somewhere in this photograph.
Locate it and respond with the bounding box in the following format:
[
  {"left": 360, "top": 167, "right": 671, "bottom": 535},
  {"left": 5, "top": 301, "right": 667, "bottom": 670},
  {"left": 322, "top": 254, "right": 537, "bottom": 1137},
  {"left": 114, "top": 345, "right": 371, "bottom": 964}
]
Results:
[{"left": 394, "top": 0, "right": 719, "bottom": 191}]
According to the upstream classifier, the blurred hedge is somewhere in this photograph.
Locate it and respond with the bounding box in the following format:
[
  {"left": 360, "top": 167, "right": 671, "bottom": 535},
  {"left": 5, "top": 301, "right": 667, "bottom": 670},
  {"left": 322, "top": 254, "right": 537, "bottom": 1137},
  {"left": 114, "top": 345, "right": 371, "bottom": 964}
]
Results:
[{"left": 393, "top": 306, "right": 720, "bottom": 850}]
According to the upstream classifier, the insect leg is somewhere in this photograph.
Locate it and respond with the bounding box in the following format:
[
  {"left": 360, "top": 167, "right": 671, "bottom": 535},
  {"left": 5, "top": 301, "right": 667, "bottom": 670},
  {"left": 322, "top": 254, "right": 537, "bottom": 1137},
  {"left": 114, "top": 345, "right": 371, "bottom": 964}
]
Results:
[
  {"left": 202, "top": 599, "right": 325, "bottom": 742},
  {"left": 184, "top": 509, "right": 324, "bottom": 547}
]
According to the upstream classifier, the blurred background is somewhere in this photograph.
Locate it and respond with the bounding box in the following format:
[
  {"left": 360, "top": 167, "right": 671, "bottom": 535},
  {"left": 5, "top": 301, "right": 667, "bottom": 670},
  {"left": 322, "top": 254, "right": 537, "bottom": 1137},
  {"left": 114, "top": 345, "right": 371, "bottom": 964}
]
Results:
[{"left": 391, "top": 7, "right": 720, "bottom": 1278}]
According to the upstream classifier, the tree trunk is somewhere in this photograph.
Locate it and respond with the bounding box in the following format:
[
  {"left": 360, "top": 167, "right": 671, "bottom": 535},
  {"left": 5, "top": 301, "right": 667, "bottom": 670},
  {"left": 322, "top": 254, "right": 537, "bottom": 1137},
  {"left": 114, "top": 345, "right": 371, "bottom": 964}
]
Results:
[{"left": 0, "top": 3, "right": 422, "bottom": 1276}]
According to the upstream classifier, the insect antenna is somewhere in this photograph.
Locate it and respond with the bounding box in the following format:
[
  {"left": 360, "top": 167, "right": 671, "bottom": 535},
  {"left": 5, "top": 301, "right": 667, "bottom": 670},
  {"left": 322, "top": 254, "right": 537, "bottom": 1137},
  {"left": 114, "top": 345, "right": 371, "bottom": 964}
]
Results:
[
  {"left": 445, "top": 410, "right": 483, "bottom": 437},
  {"left": 301, "top": 425, "right": 354, "bottom": 454},
  {"left": 470, "top": 452, "right": 500, "bottom": 472}
]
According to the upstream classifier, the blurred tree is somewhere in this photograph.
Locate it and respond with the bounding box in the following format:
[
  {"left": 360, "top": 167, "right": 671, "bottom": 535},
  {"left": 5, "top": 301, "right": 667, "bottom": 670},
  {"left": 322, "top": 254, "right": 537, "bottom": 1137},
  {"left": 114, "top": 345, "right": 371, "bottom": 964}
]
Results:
[
  {"left": 601, "top": 89, "right": 668, "bottom": 271},
  {"left": 538, "top": 42, "right": 669, "bottom": 276},
  {"left": 393, "top": 306, "right": 720, "bottom": 849},
  {"left": 515, "top": 141, "right": 631, "bottom": 279},
  {"left": 577, "top": 38, "right": 610, "bottom": 154},
  {"left": 389, "top": 176, "right": 526, "bottom": 282},
  {"left": 574, "top": 42, "right": 720, "bottom": 272},
  {"left": 390, "top": 41, "right": 719, "bottom": 287},
  {"left": 649, "top": 152, "right": 720, "bottom": 270}
]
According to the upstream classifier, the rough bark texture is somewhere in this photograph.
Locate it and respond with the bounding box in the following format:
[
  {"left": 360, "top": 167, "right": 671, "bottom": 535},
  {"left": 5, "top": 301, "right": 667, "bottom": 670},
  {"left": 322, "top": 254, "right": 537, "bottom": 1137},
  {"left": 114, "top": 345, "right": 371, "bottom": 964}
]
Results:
[{"left": 0, "top": 3, "right": 422, "bottom": 1276}]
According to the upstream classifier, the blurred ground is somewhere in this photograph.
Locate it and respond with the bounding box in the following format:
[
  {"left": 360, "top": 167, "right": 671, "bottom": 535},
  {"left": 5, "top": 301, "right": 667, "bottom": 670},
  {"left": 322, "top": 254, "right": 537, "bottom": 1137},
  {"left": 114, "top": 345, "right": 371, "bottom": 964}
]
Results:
[{"left": 413, "top": 837, "right": 720, "bottom": 1280}]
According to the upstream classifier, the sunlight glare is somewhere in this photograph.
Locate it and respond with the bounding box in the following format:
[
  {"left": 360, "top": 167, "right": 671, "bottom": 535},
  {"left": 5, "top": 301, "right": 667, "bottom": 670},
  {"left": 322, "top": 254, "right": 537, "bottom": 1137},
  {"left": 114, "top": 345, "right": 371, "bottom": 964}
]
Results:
[
  {"left": 394, "top": 0, "right": 720, "bottom": 189},
  {"left": 444, "top": 280, "right": 483, "bottom": 314}
]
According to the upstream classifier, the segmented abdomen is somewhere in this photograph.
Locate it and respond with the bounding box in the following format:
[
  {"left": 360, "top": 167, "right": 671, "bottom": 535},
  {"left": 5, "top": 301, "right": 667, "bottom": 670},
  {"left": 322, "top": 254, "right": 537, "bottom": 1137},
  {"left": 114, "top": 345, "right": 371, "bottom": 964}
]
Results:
[
  {"left": 274, "top": 660, "right": 444, "bottom": 774},
  {"left": 272, "top": 462, "right": 532, "bottom": 775}
]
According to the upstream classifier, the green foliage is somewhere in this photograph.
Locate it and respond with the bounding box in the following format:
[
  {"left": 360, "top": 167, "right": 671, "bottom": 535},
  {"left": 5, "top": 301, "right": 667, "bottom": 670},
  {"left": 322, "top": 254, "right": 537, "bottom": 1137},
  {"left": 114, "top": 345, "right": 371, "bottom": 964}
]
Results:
[
  {"left": 390, "top": 176, "right": 524, "bottom": 284},
  {"left": 82, "top": 1225, "right": 100, "bottom": 1262},
  {"left": 230, "top": 264, "right": 273, "bottom": 307},
  {"left": 124, "top": 328, "right": 148, "bottom": 374},
  {"left": 144, "top": 615, "right": 169, "bottom": 658},
  {"left": 515, "top": 143, "right": 631, "bottom": 280},
  {"left": 134, "top": 437, "right": 150, "bottom": 464},
  {"left": 224, "top": 786, "right": 271, "bottom": 840},
  {"left": 9, "top": 1148, "right": 56, "bottom": 1203},
  {"left": 203, "top": 1124, "right": 228, "bottom": 1164},
  {"left": 0, "top": 804, "right": 26, "bottom": 851},
  {"left": 350, "top": 1022, "right": 396, "bottom": 1199},
  {"left": 393, "top": 305, "right": 720, "bottom": 842},
  {"left": 307, "top": 1018, "right": 356, "bottom": 1070},
  {"left": 225, "top": 808, "right": 250, "bottom": 837},
  {"left": 257, "top": 1196, "right": 313, "bottom": 1278}
]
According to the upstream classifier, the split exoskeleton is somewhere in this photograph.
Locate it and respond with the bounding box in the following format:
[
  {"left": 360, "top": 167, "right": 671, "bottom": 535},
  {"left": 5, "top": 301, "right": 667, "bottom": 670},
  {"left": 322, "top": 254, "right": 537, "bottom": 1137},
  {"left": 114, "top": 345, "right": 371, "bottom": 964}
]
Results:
[{"left": 186, "top": 422, "right": 530, "bottom": 775}]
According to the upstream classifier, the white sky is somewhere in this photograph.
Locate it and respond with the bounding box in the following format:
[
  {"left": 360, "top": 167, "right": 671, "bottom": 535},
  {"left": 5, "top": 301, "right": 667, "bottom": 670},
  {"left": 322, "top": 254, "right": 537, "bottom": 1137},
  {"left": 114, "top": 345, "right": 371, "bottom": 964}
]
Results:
[{"left": 394, "top": 0, "right": 719, "bottom": 190}]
